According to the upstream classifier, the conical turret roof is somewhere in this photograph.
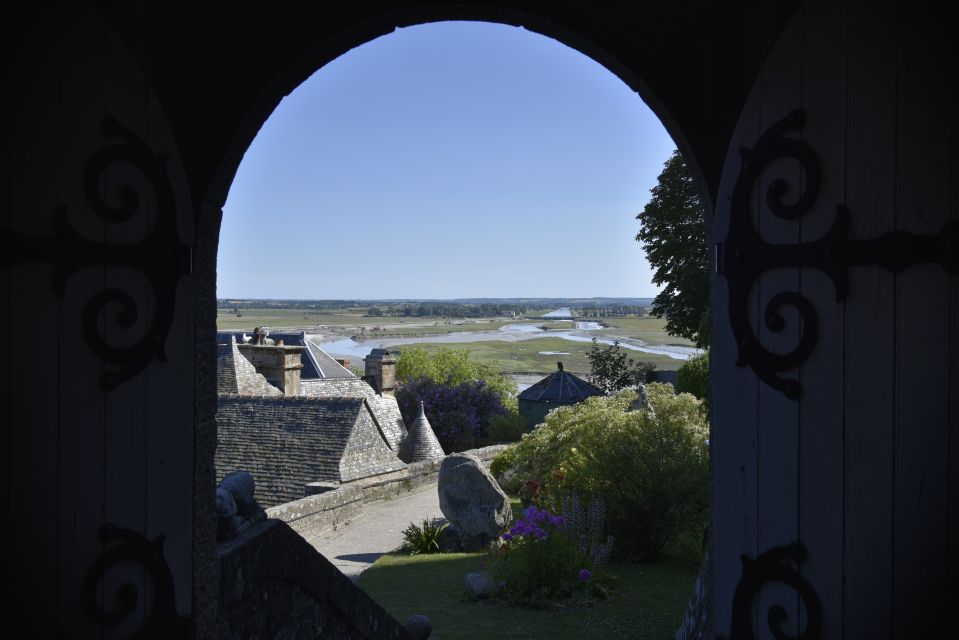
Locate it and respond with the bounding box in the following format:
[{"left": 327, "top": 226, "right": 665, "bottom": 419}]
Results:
[{"left": 399, "top": 401, "right": 445, "bottom": 463}]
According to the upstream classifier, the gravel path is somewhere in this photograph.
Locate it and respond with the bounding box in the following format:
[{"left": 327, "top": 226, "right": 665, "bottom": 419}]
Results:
[{"left": 306, "top": 484, "right": 447, "bottom": 579}]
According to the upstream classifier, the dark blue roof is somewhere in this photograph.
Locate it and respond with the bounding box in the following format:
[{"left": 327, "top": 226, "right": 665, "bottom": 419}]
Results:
[{"left": 518, "top": 364, "right": 605, "bottom": 403}]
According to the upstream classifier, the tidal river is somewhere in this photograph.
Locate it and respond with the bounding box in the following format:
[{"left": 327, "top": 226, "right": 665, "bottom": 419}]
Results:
[{"left": 314, "top": 321, "right": 701, "bottom": 362}]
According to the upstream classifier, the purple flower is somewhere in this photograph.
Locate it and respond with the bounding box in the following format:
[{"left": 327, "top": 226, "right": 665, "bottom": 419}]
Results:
[{"left": 578, "top": 569, "right": 591, "bottom": 582}]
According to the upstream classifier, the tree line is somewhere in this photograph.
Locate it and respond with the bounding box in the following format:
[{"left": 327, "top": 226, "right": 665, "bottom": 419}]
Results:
[{"left": 367, "top": 303, "right": 537, "bottom": 318}]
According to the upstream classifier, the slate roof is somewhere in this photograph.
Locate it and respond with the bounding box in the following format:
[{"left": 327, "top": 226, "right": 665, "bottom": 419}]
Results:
[
  {"left": 304, "top": 335, "right": 356, "bottom": 379},
  {"left": 217, "top": 330, "right": 341, "bottom": 380},
  {"left": 215, "top": 396, "right": 407, "bottom": 507},
  {"left": 518, "top": 363, "right": 605, "bottom": 403},
  {"left": 398, "top": 402, "right": 444, "bottom": 463},
  {"left": 217, "top": 336, "right": 282, "bottom": 397},
  {"left": 299, "top": 378, "right": 408, "bottom": 451}
]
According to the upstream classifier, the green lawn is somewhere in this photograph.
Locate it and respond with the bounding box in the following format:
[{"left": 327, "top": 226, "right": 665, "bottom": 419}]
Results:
[{"left": 357, "top": 552, "right": 700, "bottom": 639}]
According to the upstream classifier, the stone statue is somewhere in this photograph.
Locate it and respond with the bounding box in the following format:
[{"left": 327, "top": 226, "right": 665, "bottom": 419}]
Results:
[{"left": 216, "top": 471, "right": 266, "bottom": 542}]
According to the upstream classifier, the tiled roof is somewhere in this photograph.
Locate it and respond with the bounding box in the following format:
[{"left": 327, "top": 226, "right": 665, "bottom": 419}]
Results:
[
  {"left": 299, "top": 378, "right": 408, "bottom": 451},
  {"left": 215, "top": 396, "right": 406, "bottom": 507},
  {"left": 518, "top": 365, "right": 605, "bottom": 403},
  {"left": 304, "top": 336, "right": 355, "bottom": 379},
  {"left": 217, "top": 330, "right": 326, "bottom": 379},
  {"left": 399, "top": 402, "right": 444, "bottom": 463},
  {"left": 217, "top": 337, "right": 282, "bottom": 397}
]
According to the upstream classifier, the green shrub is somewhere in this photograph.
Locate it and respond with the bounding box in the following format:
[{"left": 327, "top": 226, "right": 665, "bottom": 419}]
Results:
[
  {"left": 401, "top": 518, "right": 447, "bottom": 555},
  {"left": 488, "top": 410, "right": 528, "bottom": 443},
  {"left": 676, "top": 350, "right": 709, "bottom": 413},
  {"left": 505, "top": 384, "right": 708, "bottom": 560}
]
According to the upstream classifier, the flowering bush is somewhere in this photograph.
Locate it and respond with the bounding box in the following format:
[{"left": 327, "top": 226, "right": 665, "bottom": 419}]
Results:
[
  {"left": 395, "top": 377, "right": 508, "bottom": 449},
  {"left": 493, "top": 384, "right": 708, "bottom": 560},
  {"left": 488, "top": 502, "right": 613, "bottom": 607},
  {"left": 395, "top": 346, "right": 518, "bottom": 451}
]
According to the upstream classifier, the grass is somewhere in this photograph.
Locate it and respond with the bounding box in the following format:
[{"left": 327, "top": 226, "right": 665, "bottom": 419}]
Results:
[
  {"left": 357, "top": 552, "right": 701, "bottom": 639},
  {"left": 215, "top": 310, "right": 689, "bottom": 375},
  {"left": 386, "top": 337, "right": 682, "bottom": 374},
  {"left": 593, "top": 317, "right": 695, "bottom": 347},
  {"left": 216, "top": 309, "right": 545, "bottom": 333}
]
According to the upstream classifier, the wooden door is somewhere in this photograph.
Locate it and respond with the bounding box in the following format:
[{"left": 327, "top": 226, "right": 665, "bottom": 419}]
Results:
[
  {"left": 4, "top": 3, "right": 195, "bottom": 635},
  {"left": 711, "top": 1, "right": 957, "bottom": 638}
]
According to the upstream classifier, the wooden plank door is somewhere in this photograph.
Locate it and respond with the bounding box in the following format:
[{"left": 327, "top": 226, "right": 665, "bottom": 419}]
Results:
[
  {"left": 5, "top": 3, "right": 195, "bottom": 635},
  {"left": 711, "top": 1, "right": 957, "bottom": 637}
]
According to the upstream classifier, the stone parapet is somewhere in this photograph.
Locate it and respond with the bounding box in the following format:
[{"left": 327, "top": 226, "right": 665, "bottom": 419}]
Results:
[{"left": 267, "top": 445, "right": 510, "bottom": 540}]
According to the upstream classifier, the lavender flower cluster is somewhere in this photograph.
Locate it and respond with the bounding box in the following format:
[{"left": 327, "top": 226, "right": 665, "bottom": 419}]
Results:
[
  {"left": 502, "top": 505, "right": 565, "bottom": 542},
  {"left": 395, "top": 377, "right": 508, "bottom": 441}
]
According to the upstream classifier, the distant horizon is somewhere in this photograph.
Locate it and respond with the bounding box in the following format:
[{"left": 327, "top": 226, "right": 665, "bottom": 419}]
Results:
[{"left": 216, "top": 295, "right": 655, "bottom": 302}]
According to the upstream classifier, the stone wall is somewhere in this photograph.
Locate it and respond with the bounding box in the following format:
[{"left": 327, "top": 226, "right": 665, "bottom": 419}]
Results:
[
  {"left": 218, "top": 519, "right": 418, "bottom": 639},
  {"left": 268, "top": 445, "right": 510, "bottom": 540}
]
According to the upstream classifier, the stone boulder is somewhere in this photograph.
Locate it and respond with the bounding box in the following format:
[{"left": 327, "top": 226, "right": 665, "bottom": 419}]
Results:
[{"left": 438, "top": 453, "right": 512, "bottom": 550}]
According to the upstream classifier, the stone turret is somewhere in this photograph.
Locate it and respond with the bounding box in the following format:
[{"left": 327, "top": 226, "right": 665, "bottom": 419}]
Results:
[{"left": 399, "top": 402, "right": 445, "bottom": 463}]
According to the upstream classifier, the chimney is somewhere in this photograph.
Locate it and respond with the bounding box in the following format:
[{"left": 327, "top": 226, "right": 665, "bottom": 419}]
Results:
[
  {"left": 237, "top": 342, "right": 305, "bottom": 396},
  {"left": 335, "top": 358, "right": 351, "bottom": 370},
  {"left": 364, "top": 348, "right": 398, "bottom": 396}
]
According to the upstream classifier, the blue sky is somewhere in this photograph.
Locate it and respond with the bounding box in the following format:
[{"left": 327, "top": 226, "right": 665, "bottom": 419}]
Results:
[{"left": 218, "top": 21, "right": 676, "bottom": 299}]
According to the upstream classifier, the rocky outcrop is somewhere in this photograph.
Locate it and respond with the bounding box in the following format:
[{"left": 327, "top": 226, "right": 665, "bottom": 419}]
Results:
[{"left": 437, "top": 453, "right": 512, "bottom": 550}]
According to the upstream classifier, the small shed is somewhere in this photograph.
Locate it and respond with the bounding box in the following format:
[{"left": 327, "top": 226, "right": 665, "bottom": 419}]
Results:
[{"left": 518, "top": 362, "right": 605, "bottom": 428}]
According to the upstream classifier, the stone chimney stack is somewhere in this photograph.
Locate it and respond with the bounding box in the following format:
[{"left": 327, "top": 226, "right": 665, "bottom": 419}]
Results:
[
  {"left": 364, "top": 348, "right": 398, "bottom": 396},
  {"left": 237, "top": 343, "right": 305, "bottom": 396}
]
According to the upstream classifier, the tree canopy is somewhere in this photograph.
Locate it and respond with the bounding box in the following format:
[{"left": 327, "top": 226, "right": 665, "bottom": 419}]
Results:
[
  {"left": 635, "top": 150, "right": 709, "bottom": 347},
  {"left": 585, "top": 338, "right": 656, "bottom": 394},
  {"left": 395, "top": 345, "right": 517, "bottom": 403}
]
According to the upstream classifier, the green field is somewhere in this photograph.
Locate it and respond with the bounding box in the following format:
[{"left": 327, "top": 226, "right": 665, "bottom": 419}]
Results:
[
  {"left": 357, "top": 552, "right": 700, "bottom": 640},
  {"left": 217, "top": 309, "right": 540, "bottom": 332},
  {"left": 216, "top": 309, "right": 689, "bottom": 375},
  {"left": 592, "top": 317, "right": 695, "bottom": 347},
  {"left": 385, "top": 337, "right": 681, "bottom": 374}
]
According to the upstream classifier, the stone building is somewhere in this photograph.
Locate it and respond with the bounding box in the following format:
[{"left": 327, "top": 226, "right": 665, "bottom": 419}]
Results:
[
  {"left": 216, "top": 396, "right": 407, "bottom": 507},
  {"left": 215, "top": 335, "right": 422, "bottom": 507},
  {"left": 518, "top": 362, "right": 605, "bottom": 428}
]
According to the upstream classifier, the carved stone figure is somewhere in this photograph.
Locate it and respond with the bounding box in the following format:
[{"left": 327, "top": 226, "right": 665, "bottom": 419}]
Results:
[{"left": 215, "top": 471, "right": 266, "bottom": 542}]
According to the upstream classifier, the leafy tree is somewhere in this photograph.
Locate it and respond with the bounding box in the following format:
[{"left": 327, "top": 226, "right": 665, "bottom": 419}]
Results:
[
  {"left": 676, "top": 350, "right": 710, "bottom": 414},
  {"left": 585, "top": 338, "right": 655, "bottom": 394},
  {"left": 395, "top": 345, "right": 516, "bottom": 403},
  {"left": 636, "top": 150, "right": 709, "bottom": 347}
]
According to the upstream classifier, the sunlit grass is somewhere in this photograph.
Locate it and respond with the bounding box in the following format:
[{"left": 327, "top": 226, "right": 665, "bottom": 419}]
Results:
[{"left": 357, "top": 551, "right": 700, "bottom": 639}]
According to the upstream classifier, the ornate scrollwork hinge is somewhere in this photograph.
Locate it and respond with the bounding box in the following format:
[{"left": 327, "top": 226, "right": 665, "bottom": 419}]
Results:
[
  {"left": 2, "top": 117, "right": 192, "bottom": 390},
  {"left": 722, "top": 109, "right": 959, "bottom": 399},
  {"left": 80, "top": 524, "right": 192, "bottom": 639},
  {"left": 721, "top": 542, "right": 822, "bottom": 640}
]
